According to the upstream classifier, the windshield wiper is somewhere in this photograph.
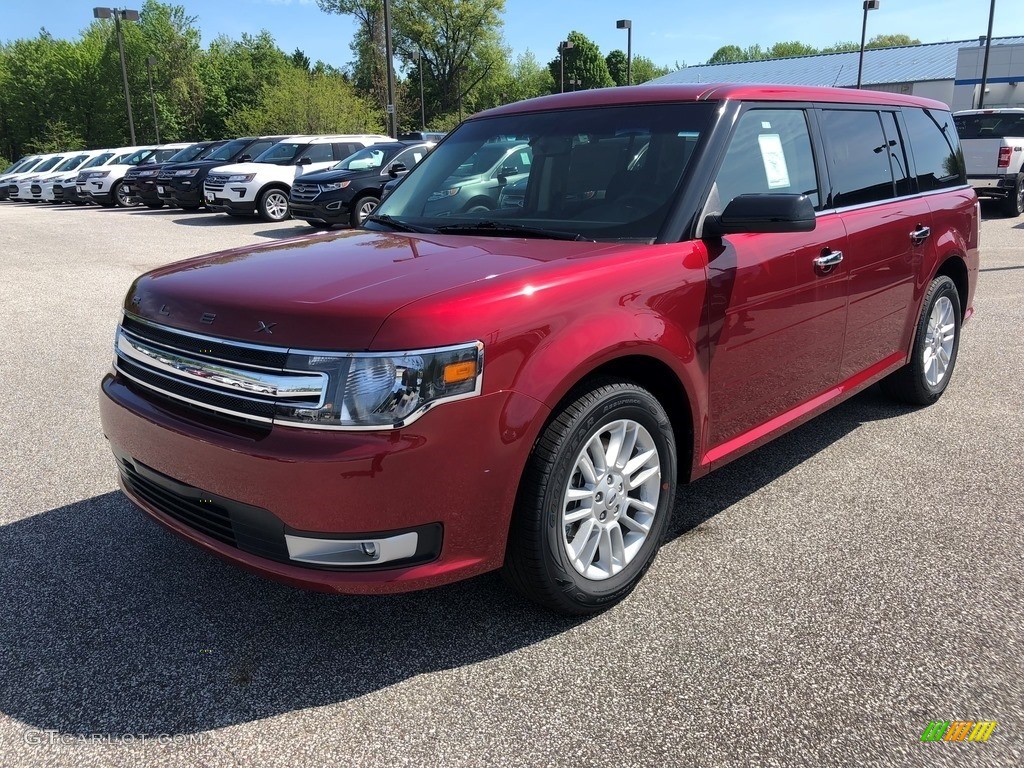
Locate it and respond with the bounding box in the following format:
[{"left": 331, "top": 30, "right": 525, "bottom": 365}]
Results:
[
  {"left": 364, "top": 214, "right": 436, "bottom": 234},
  {"left": 433, "top": 220, "right": 592, "bottom": 241}
]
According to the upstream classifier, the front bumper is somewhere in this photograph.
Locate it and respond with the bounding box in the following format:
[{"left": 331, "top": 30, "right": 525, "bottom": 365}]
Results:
[
  {"left": 163, "top": 178, "right": 203, "bottom": 205},
  {"left": 100, "top": 372, "right": 546, "bottom": 593},
  {"left": 127, "top": 179, "right": 162, "bottom": 205},
  {"left": 289, "top": 199, "right": 352, "bottom": 225},
  {"left": 204, "top": 182, "right": 258, "bottom": 215}
]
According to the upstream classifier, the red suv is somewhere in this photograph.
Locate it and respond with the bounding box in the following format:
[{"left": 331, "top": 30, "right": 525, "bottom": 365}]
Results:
[{"left": 101, "top": 84, "right": 979, "bottom": 615}]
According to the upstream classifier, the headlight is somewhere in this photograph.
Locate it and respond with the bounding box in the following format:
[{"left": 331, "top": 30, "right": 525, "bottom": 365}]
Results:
[
  {"left": 138, "top": 170, "right": 158, "bottom": 177},
  {"left": 427, "top": 187, "right": 460, "bottom": 201},
  {"left": 320, "top": 181, "right": 350, "bottom": 191},
  {"left": 174, "top": 168, "right": 199, "bottom": 177},
  {"left": 276, "top": 341, "right": 483, "bottom": 429},
  {"left": 91, "top": 171, "right": 111, "bottom": 179},
  {"left": 225, "top": 174, "right": 255, "bottom": 183}
]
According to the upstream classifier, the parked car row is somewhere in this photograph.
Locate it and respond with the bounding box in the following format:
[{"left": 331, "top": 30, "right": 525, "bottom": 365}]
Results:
[{"left": 1, "top": 132, "right": 447, "bottom": 228}]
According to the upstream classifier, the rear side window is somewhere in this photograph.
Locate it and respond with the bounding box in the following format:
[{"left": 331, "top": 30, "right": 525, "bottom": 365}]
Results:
[
  {"left": 903, "top": 108, "right": 965, "bottom": 191},
  {"left": 713, "top": 108, "right": 820, "bottom": 209},
  {"left": 300, "top": 144, "right": 334, "bottom": 163},
  {"left": 953, "top": 112, "right": 1024, "bottom": 139},
  {"left": 334, "top": 143, "right": 362, "bottom": 160},
  {"left": 820, "top": 109, "right": 895, "bottom": 208}
]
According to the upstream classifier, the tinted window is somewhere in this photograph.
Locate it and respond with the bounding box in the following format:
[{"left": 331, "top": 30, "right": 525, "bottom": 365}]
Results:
[
  {"left": 334, "top": 143, "right": 362, "bottom": 160},
  {"left": 880, "top": 112, "right": 912, "bottom": 197},
  {"left": 820, "top": 110, "right": 894, "bottom": 207},
  {"left": 904, "top": 108, "right": 965, "bottom": 192},
  {"left": 300, "top": 143, "right": 334, "bottom": 163},
  {"left": 167, "top": 144, "right": 211, "bottom": 163},
  {"left": 34, "top": 156, "right": 65, "bottom": 172},
  {"left": 82, "top": 153, "right": 114, "bottom": 169},
  {"left": 255, "top": 142, "right": 304, "bottom": 163},
  {"left": 241, "top": 140, "right": 276, "bottom": 159},
  {"left": 953, "top": 112, "right": 1024, "bottom": 139},
  {"left": 205, "top": 139, "right": 252, "bottom": 162},
  {"left": 713, "top": 108, "right": 820, "bottom": 210}
]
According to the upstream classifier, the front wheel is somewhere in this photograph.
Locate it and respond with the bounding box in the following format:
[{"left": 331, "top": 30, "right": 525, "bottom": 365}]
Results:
[
  {"left": 881, "top": 275, "right": 961, "bottom": 405},
  {"left": 349, "top": 195, "right": 380, "bottom": 227},
  {"left": 114, "top": 181, "right": 137, "bottom": 208},
  {"left": 1001, "top": 175, "right": 1023, "bottom": 217},
  {"left": 503, "top": 380, "right": 677, "bottom": 615},
  {"left": 258, "top": 188, "right": 290, "bottom": 222}
]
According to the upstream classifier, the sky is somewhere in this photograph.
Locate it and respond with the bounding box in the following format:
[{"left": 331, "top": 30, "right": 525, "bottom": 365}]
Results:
[{"left": 1, "top": 0, "right": 1019, "bottom": 73}]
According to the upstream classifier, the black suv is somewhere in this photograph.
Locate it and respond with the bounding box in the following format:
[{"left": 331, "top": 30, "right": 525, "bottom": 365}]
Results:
[
  {"left": 156, "top": 136, "right": 286, "bottom": 210},
  {"left": 124, "top": 141, "right": 226, "bottom": 209},
  {"left": 289, "top": 141, "right": 433, "bottom": 228}
]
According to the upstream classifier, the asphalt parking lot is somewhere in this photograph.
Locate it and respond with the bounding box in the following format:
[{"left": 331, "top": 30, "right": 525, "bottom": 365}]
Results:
[{"left": 0, "top": 201, "right": 1021, "bottom": 767}]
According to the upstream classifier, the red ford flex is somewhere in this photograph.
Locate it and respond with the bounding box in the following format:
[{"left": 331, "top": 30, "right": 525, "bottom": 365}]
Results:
[{"left": 101, "top": 84, "right": 979, "bottom": 614}]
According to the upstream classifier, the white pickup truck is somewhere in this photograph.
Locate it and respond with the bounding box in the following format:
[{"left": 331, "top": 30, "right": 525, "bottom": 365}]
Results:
[{"left": 953, "top": 108, "right": 1024, "bottom": 217}]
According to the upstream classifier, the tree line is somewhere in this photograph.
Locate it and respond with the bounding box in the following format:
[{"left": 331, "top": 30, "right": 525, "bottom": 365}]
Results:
[{"left": 706, "top": 34, "right": 921, "bottom": 65}]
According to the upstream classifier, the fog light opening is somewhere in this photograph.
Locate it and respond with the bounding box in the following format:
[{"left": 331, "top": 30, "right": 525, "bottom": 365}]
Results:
[{"left": 361, "top": 541, "right": 378, "bottom": 558}]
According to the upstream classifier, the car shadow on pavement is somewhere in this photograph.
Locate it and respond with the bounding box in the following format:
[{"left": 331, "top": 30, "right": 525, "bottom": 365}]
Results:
[
  {"left": 0, "top": 387, "right": 914, "bottom": 738},
  {"left": 171, "top": 215, "right": 252, "bottom": 227},
  {"left": 252, "top": 226, "right": 320, "bottom": 240}
]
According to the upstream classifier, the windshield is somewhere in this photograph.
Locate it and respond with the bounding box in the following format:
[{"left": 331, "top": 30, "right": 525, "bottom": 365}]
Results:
[
  {"left": 166, "top": 143, "right": 216, "bottom": 163},
  {"left": 204, "top": 138, "right": 249, "bottom": 162},
  {"left": 33, "top": 156, "right": 65, "bottom": 173},
  {"left": 54, "top": 154, "right": 90, "bottom": 172},
  {"left": 121, "top": 149, "right": 155, "bottom": 165},
  {"left": 371, "top": 103, "right": 714, "bottom": 242},
  {"left": 3, "top": 158, "right": 29, "bottom": 173},
  {"left": 254, "top": 142, "right": 306, "bottom": 164},
  {"left": 331, "top": 145, "right": 397, "bottom": 171},
  {"left": 954, "top": 112, "right": 1024, "bottom": 140},
  {"left": 82, "top": 153, "right": 114, "bottom": 169}
]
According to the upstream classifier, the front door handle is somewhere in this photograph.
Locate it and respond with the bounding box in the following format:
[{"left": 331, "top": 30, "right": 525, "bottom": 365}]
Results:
[
  {"left": 911, "top": 225, "right": 931, "bottom": 245},
  {"left": 813, "top": 250, "right": 844, "bottom": 271}
]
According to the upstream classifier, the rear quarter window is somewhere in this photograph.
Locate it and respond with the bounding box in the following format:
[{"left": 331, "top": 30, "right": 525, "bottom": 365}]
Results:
[
  {"left": 904, "top": 108, "right": 965, "bottom": 191},
  {"left": 820, "top": 109, "right": 896, "bottom": 207}
]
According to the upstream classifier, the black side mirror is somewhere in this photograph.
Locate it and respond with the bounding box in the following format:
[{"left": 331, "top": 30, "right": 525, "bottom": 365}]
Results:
[
  {"left": 296, "top": 157, "right": 312, "bottom": 165},
  {"left": 497, "top": 164, "right": 520, "bottom": 184},
  {"left": 704, "top": 193, "right": 816, "bottom": 236},
  {"left": 238, "top": 154, "right": 252, "bottom": 162},
  {"left": 388, "top": 162, "right": 407, "bottom": 179}
]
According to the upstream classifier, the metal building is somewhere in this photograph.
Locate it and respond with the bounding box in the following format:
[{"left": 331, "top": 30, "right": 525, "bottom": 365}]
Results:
[{"left": 649, "top": 36, "right": 1024, "bottom": 109}]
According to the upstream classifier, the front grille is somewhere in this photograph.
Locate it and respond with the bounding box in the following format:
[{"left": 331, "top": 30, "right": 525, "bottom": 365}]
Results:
[
  {"left": 7, "top": 184, "right": 15, "bottom": 195},
  {"left": 118, "top": 455, "right": 290, "bottom": 562},
  {"left": 114, "top": 315, "right": 326, "bottom": 428},
  {"left": 30, "top": 184, "right": 42, "bottom": 195},
  {"left": 158, "top": 170, "right": 173, "bottom": 180},
  {"left": 290, "top": 183, "right": 320, "bottom": 202},
  {"left": 205, "top": 174, "right": 227, "bottom": 192},
  {"left": 53, "top": 186, "right": 64, "bottom": 200}
]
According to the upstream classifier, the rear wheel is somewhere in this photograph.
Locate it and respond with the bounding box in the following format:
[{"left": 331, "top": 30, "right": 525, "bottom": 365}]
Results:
[
  {"left": 349, "top": 195, "right": 380, "bottom": 227},
  {"left": 1001, "top": 175, "right": 1023, "bottom": 217},
  {"left": 881, "top": 275, "right": 961, "bottom": 406},
  {"left": 258, "top": 188, "right": 290, "bottom": 222},
  {"left": 503, "top": 380, "right": 676, "bottom": 615}
]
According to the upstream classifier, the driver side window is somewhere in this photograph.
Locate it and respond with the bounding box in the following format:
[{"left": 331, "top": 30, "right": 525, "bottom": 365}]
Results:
[{"left": 712, "top": 109, "right": 820, "bottom": 213}]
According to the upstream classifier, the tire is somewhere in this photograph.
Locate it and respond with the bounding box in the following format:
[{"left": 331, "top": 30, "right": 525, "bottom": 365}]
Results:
[
  {"left": 881, "top": 275, "right": 961, "bottom": 406},
  {"left": 144, "top": 201, "right": 164, "bottom": 210},
  {"left": 114, "top": 181, "right": 137, "bottom": 208},
  {"left": 258, "top": 187, "right": 290, "bottom": 222},
  {"left": 502, "top": 380, "right": 677, "bottom": 615},
  {"left": 1001, "top": 174, "right": 1023, "bottom": 218},
  {"left": 349, "top": 195, "right": 380, "bottom": 227}
]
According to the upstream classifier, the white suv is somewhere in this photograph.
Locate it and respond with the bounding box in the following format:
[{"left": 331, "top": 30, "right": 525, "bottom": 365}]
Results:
[
  {"left": 204, "top": 134, "right": 391, "bottom": 221},
  {"left": 23, "top": 151, "right": 99, "bottom": 203},
  {"left": 76, "top": 145, "right": 158, "bottom": 207},
  {"left": 6, "top": 153, "right": 67, "bottom": 201}
]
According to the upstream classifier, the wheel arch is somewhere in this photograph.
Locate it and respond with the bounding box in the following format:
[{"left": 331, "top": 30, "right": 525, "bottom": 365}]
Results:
[{"left": 934, "top": 254, "right": 969, "bottom": 321}]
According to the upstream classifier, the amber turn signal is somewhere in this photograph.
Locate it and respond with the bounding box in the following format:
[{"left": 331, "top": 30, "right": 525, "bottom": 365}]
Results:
[{"left": 443, "top": 360, "right": 477, "bottom": 385}]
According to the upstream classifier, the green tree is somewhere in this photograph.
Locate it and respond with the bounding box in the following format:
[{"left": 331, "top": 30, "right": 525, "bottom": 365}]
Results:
[
  {"left": 821, "top": 41, "right": 860, "bottom": 53},
  {"left": 867, "top": 34, "right": 920, "bottom": 48},
  {"left": 707, "top": 44, "right": 744, "bottom": 64},
  {"left": 768, "top": 41, "right": 819, "bottom": 58},
  {"left": 548, "top": 31, "right": 614, "bottom": 92},
  {"left": 606, "top": 49, "right": 627, "bottom": 86},
  {"left": 25, "top": 119, "right": 85, "bottom": 153},
  {"left": 631, "top": 55, "right": 670, "bottom": 84},
  {"left": 291, "top": 47, "right": 311, "bottom": 72}
]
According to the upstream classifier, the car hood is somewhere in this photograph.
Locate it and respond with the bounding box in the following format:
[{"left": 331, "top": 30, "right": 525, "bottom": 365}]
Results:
[
  {"left": 209, "top": 162, "right": 282, "bottom": 176},
  {"left": 126, "top": 229, "right": 619, "bottom": 350},
  {"left": 295, "top": 167, "right": 375, "bottom": 183},
  {"left": 98, "top": 164, "right": 135, "bottom": 176},
  {"left": 126, "top": 162, "right": 170, "bottom": 176}
]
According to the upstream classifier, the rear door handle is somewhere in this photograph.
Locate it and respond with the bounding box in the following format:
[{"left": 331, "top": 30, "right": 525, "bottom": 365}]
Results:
[
  {"left": 813, "top": 250, "right": 844, "bottom": 271},
  {"left": 911, "top": 225, "right": 931, "bottom": 245}
]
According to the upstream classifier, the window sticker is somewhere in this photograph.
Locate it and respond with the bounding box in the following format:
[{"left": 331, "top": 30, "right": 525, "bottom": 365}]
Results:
[{"left": 757, "top": 133, "right": 791, "bottom": 189}]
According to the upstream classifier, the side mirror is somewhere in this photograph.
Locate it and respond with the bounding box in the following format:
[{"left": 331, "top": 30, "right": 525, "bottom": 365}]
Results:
[
  {"left": 704, "top": 193, "right": 816, "bottom": 236},
  {"left": 387, "top": 162, "right": 407, "bottom": 179},
  {"left": 497, "top": 164, "right": 520, "bottom": 184},
  {"left": 297, "top": 157, "right": 312, "bottom": 166},
  {"left": 238, "top": 154, "right": 252, "bottom": 163}
]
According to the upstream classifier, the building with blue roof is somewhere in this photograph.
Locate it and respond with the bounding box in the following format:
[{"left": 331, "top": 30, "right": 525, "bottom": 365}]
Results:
[{"left": 648, "top": 36, "right": 1024, "bottom": 110}]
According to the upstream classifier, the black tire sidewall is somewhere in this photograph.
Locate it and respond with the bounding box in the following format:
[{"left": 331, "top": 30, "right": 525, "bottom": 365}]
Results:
[
  {"left": 350, "top": 196, "right": 380, "bottom": 227},
  {"left": 539, "top": 388, "right": 676, "bottom": 610},
  {"left": 911, "top": 276, "right": 961, "bottom": 401}
]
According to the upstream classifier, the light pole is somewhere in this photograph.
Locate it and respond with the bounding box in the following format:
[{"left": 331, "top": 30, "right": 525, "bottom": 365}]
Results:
[
  {"left": 856, "top": 0, "right": 879, "bottom": 89},
  {"left": 93, "top": 7, "right": 140, "bottom": 144},
  {"left": 412, "top": 50, "right": 426, "bottom": 131},
  {"left": 569, "top": 79, "right": 581, "bottom": 92},
  {"left": 616, "top": 19, "right": 633, "bottom": 85},
  {"left": 382, "top": 0, "right": 397, "bottom": 137},
  {"left": 978, "top": 0, "right": 996, "bottom": 108},
  {"left": 145, "top": 55, "right": 160, "bottom": 144},
  {"left": 559, "top": 40, "right": 574, "bottom": 93}
]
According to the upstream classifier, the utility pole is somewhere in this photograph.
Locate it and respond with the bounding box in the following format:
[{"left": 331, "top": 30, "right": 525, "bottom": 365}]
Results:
[
  {"left": 94, "top": 7, "right": 140, "bottom": 143},
  {"left": 382, "top": 0, "right": 397, "bottom": 137},
  {"left": 978, "top": 0, "right": 997, "bottom": 108},
  {"left": 146, "top": 56, "right": 160, "bottom": 144}
]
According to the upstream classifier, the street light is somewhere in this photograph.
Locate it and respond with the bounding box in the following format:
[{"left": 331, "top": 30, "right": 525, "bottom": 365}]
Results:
[
  {"left": 145, "top": 55, "right": 160, "bottom": 144},
  {"left": 616, "top": 19, "right": 633, "bottom": 85},
  {"left": 93, "top": 7, "right": 140, "bottom": 144},
  {"left": 978, "top": 0, "right": 997, "bottom": 108},
  {"left": 559, "top": 40, "right": 574, "bottom": 93},
  {"left": 412, "top": 50, "right": 426, "bottom": 131},
  {"left": 382, "top": 0, "right": 398, "bottom": 137},
  {"left": 569, "top": 79, "right": 581, "bottom": 92},
  {"left": 856, "top": 0, "right": 879, "bottom": 89}
]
